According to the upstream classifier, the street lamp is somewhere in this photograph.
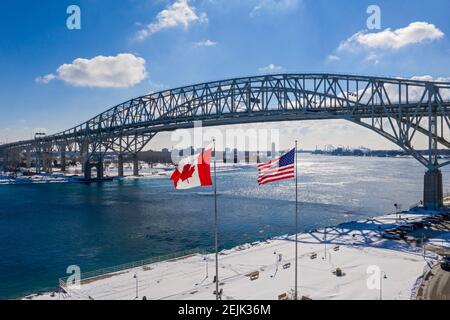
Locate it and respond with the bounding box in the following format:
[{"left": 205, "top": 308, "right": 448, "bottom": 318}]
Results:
[
  {"left": 133, "top": 273, "right": 138, "bottom": 300},
  {"left": 271, "top": 251, "right": 279, "bottom": 278},
  {"left": 323, "top": 227, "right": 327, "bottom": 261},
  {"left": 422, "top": 233, "right": 427, "bottom": 260},
  {"left": 394, "top": 204, "right": 398, "bottom": 223},
  {"left": 380, "top": 271, "right": 387, "bottom": 300}
]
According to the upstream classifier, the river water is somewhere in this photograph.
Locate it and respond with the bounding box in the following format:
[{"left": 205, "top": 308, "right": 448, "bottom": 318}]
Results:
[{"left": 0, "top": 154, "right": 448, "bottom": 299}]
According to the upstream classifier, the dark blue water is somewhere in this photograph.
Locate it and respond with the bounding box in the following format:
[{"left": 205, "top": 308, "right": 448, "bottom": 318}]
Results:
[{"left": 0, "top": 155, "right": 448, "bottom": 299}]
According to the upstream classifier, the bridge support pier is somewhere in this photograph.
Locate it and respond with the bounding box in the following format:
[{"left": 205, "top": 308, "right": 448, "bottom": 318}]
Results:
[
  {"left": 80, "top": 142, "right": 89, "bottom": 174},
  {"left": 118, "top": 154, "right": 124, "bottom": 177},
  {"left": 25, "top": 148, "right": 31, "bottom": 169},
  {"left": 42, "top": 153, "right": 48, "bottom": 173},
  {"left": 96, "top": 161, "right": 104, "bottom": 179},
  {"left": 35, "top": 153, "right": 41, "bottom": 174},
  {"left": 46, "top": 155, "right": 53, "bottom": 173},
  {"left": 133, "top": 154, "right": 139, "bottom": 176},
  {"left": 423, "top": 169, "right": 443, "bottom": 210},
  {"left": 83, "top": 161, "right": 104, "bottom": 180},
  {"left": 84, "top": 162, "right": 92, "bottom": 180},
  {"left": 60, "top": 148, "right": 66, "bottom": 172}
]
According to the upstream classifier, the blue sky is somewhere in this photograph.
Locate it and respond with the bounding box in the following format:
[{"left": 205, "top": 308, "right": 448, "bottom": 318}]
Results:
[{"left": 0, "top": 0, "right": 449, "bottom": 150}]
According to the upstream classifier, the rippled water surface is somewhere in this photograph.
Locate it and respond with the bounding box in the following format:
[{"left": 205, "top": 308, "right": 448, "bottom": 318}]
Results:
[{"left": 0, "top": 154, "right": 448, "bottom": 299}]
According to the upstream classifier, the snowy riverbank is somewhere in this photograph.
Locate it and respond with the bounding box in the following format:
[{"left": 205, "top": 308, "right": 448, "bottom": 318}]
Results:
[
  {"left": 24, "top": 208, "right": 450, "bottom": 300},
  {"left": 0, "top": 163, "right": 252, "bottom": 185}
]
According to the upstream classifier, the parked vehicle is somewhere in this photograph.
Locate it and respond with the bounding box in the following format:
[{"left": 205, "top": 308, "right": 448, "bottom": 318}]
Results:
[
  {"left": 423, "top": 216, "right": 441, "bottom": 224},
  {"left": 382, "top": 232, "right": 401, "bottom": 240},
  {"left": 398, "top": 224, "right": 417, "bottom": 232},
  {"left": 395, "top": 230, "right": 407, "bottom": 238},
  {"left": 385, "top": 228, "right": 408, "bottom": 238},
  {"left": 441, "top": 255, "right": 450, "bottom": 271},
  {"left": 420, "top": 220, "right": 433, "bottom": 227},
  {"left": 411, "top": 221, "right": 424, "bottom": 229}
]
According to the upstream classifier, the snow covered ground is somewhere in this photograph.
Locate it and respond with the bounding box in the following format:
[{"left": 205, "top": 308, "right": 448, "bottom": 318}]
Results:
[
  {"left": 0, "top": 164, "right": 173, "bottom": 185},
  {"left": 0, "top": 173, "right": 77, "bottom": 185},
  {"left": 0, "top": 163, "right": 245, "bottom": 184},
  {"left": 24, "top": 210, "right": 450, "bottom": 301}
]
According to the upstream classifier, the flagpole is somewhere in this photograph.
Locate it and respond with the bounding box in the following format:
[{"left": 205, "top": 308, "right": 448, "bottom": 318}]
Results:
[
  {"left": 295, "top": 140, "right": 299, "bottom": 301},
  {"left": 213, "top": 139, "right": 219, "bottom": 301}
]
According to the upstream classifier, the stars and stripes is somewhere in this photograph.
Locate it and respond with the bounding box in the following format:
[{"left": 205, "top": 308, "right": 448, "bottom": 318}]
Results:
[
  {"left": 168, "top": 142, "right": 300, "bottom": 300},
  {"left": 257, "top": 148, "right": 296, "bottom": 185}
]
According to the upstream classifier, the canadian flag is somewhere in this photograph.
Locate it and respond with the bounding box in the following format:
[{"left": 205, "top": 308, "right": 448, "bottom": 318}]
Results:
[{"left": 170, "top": 149, "right": 213, "bottom": 190}]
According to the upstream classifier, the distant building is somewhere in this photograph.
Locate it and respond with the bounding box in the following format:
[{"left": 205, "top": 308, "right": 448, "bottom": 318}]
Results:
[
  {"left": 136, "top": 150, "right": 172, "bottom": 164},
  {"left": 245, "top": 151, "right": 250, "bottom": 163}
]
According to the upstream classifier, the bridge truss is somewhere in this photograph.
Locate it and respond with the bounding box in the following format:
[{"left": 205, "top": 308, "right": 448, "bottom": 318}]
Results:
[{"left": 0, "top": 74, "right": 449, "bottom": 208}]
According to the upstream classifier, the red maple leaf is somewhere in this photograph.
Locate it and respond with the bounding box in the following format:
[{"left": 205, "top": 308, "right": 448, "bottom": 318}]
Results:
[
  {"left": 179, "top": 164, "right": 196, "bottom": 182},
  {"left": 170, "top": 169, "right": 181, "bottom": 188}
]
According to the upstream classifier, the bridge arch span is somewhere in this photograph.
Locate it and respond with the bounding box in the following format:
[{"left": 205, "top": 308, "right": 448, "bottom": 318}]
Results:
[{"left": 0, "top": 73, "right": 449, "bottom": 208}]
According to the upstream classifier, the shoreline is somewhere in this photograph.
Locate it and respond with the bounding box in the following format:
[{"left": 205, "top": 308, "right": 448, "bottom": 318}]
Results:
[
  {"left": 22, "top": 204, "right": 450, "bottom": 301},
  {"left": 0, "top": 163, "right": 255, "bottom": 185}
]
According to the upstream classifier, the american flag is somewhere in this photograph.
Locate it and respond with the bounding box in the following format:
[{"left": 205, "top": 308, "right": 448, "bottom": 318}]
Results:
[{"left": 258, "top": 148, "right": 296, "bottom": 185}]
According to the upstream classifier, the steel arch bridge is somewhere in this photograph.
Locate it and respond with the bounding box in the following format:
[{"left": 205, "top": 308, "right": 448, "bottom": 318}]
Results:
[{"left": 1, "top": 73, "right": 449, "bottom": 208}]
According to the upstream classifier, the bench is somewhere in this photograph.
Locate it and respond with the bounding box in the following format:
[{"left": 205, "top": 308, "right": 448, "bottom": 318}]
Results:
[
  {"left": 283, "top": 263, "right": 291, "bottom": 269},
  {"left": 278, "top": 293, "right": 289, "bottom": 300},
  {"left": 311, "top": 253, "right": 318, "bottom": 259},
  {"left": 248, "top": 271, "right": 260, "bottom": 281},
  {"left": 334, "top": 268, "right": 346, "bottom": 277},
  {"left": 213, "top": 288, "right": 223, "bottom": 296}
]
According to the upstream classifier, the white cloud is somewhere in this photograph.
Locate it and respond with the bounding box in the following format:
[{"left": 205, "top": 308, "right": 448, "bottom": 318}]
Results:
[
  {"left": 194, "top": 39, "right": 217, "bottom": 47},
  {"left": 258, "top": 64, "right": 286, "bottom": 74},
  {"left": 37, "top": 53, "right": 147, "bottom": 88},
  {"left": 365, "top": 52, "right": 380, "bottom": 65},
  {"left": 409, "top": 76, "right": 450, "bottom": 100},
  {"left": 148, "top": 81, "right": 168, "bottom": 94},
  {"left": 344, "top": 75, "right": 450, "bottom": 104},
  {"left": 410, "top": 75, "right": 450, "bottom": 82},
  {"left": 251, "top": 0, "right": 299, "bottom": 16},
  {"left": 35, "top": 74, "right": 57, "bottom": 84},
  {"left": 136, "top": 0, "right": 208, "bottom": 40},
  {"left": 327, "top": 55, "right": 341, "bottom": 62},
  {"left": 338, "top": 22, "right": 444, "bottom": 52}
]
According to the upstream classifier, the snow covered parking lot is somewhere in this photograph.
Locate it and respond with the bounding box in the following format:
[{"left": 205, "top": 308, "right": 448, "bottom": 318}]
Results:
[{"left": 26, "top": 211, "right": 449, "bottom": 301}]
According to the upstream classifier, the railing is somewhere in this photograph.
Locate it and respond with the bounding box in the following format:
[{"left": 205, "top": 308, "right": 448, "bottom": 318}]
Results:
[
  {"left": 409, "top": 201, "right": 424, "bottom": 210},
  {"left": 19, "top": 286, "right": 63, "bottom": 300},
  {"left": 410, "top": 194, "right": 450, "bottom": 210},
  {"left": 59, "top": 247, "right": 214, "bottom": 289}
]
